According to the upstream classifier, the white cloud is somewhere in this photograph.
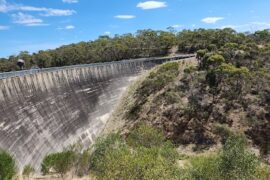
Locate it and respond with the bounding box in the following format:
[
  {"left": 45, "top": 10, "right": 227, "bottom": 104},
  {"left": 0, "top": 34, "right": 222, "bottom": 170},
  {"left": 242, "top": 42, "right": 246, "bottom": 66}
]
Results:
[
  {"left": 0, "top": 0, "right": 75, "bottom": 16},
  {"left": 0, "top": 25, "right": 9, "bottom": 30},
  {"left": 57, "top": 25, "right": 75, "bottom": 30},
  {"left": 104, "top": 31, "right": 111, "bottom": 35},
  {"left": 41, "top": 9, "right": 75, "bottom": 17},
  {"left": 137, "top": 1, "right": 167, "bottom": 10},
  {"left": 171, "top": 24, "right": 182, "bottom": 28},
  {"left": 12, "top": 12, "right": 48, "bottom": 26},
  {"left": 62, "top": 0, "right": 79, "bottom": 3},
  {"left": 0, "top": 0, "right": 10, "bottom": 12},
  {"left": 202, "top": 17, "right": 224, "bottom": 24},
  {"left": 65, "top": 25, "right": 75, "bottom": 29},
  {"left": 114, "top": 15, "right": 136, "bottom": 19}
]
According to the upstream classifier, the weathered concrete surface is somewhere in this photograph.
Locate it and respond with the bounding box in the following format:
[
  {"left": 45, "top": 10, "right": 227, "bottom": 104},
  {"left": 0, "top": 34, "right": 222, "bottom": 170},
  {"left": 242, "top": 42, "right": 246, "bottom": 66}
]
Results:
[{"left": 0, "top": 55, "right": 194, "bottom": 170}]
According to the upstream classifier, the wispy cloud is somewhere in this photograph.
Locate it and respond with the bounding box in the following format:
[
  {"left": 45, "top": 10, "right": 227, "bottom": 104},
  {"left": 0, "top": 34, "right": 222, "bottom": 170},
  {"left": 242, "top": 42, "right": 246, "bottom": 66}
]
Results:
[
  {"left": 221, "top": 22, "right": 270, "bottom": 32},
  {"left": 0, "top": 0, "right": 75, "bottom": 16},
  {"left": 0, "top": 25, "right": 9, "bottom": 30},
  {"left": 41, "top": 9, "right": 75, "bottom": 17},
  {"left": 12, "top": 12, "right": 48, "bottom": 26},
  {"left": 57, "top": 25, "right": 75, "bottom": 30},
  {"left": 171, "top": 24, "right": 182, "bottom": 29},
  {"left": 202, "top": 17, "right": 224, "bottom": 24},
  {"left": 65, "top": 25, "right": 75, "bottom": 29},
  {"left": 114, "top": 15, "right": 136, "bottom": 19},
  {"left": 137, "top": 1, "right": 167, "bottom": 10},
  {"left": 62, "top": 0, "right": 79, "bottom": 4}
]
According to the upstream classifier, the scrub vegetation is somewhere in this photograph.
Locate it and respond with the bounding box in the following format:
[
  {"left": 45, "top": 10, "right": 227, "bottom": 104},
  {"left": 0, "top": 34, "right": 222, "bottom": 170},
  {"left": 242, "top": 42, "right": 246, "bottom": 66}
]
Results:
[
  {"left": 38, "top": 124, "right": 269, "bottom": 179},
  {"left": 1, "top": 28, "right": 270, "bottom": 179}
]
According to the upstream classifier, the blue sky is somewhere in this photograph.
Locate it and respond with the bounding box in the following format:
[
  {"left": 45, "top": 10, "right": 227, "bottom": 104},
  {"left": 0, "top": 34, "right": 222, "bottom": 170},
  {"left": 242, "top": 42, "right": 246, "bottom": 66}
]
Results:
[{"left": 0, "top": 0, "right": 270, "bottom": 57}]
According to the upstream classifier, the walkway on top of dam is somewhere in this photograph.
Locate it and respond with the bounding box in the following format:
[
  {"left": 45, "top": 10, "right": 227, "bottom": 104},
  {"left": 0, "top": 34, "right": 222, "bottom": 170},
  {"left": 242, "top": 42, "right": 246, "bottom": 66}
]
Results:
[{"left": 0, "top": 54, "right": 195, "bottom": 80}]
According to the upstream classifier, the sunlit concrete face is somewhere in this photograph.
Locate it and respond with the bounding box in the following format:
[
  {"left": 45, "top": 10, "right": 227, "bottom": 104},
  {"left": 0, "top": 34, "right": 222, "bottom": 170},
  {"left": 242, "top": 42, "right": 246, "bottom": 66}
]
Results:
[{"left": 0, "top": 56, "right": 193, "bottom": 171}]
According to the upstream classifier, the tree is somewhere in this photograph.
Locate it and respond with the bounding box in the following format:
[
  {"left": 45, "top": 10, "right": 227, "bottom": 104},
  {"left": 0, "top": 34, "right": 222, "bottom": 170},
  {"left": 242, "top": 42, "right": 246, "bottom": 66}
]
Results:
[
  {"left": 202, "top": 53, "right": 225, "bottom": 70},
  {"left": 219, "top": 135, "right": 258, "bottom": 179},
  {"left": 0, "top": 151, "right": 16, "bottom": 180},
  {"left": 34, "top": 51, "right": 52, "bottom": 68}
]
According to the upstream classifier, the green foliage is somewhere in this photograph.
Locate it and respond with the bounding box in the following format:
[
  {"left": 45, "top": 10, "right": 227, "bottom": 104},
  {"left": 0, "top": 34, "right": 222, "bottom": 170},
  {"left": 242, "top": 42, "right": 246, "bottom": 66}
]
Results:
[
  {"left": 128, "top": 62, "right": 179, "bottom": 119},
  {"left": 208, "top": 54, "right": 225, "bottom": 64},
  {"left": 205, "top": 54, "right": 225, "bottom": 70},
  {"left": 41, "top": 150, "right": 76, "bottom": 175},
  {"left": 96, "top": 145, "right": 180, "bottom": 180},
  {"left": 127, "top": 123, "right": 166, "bottom": 148},
  {"left": 90, "top": 124, "right": 180, "bottom": 180},
  {"left": 22, "top": 165, "right": 35, "bottom": 176},
  {"left": 163, "top": 90, "right": 181, "bottom": 104},
  {"left": 1, "top": 28, "right": 270, "bottom": 73},
  {"left": 138, "top": 62, "right": 179, "bottom": 96},
  {"left": 0, "top": 151, "right": 16, "bottom": 180},
  {"left": 188, "top": 134, "right": 260, "bottom": 180},
  {"left": 199, "top": 53, "right": 226, "bottom": 70},
  {"left": 218, "top": 134, "right": 258, "bottom": 179},
  {"left": 89, "top": 133, "right": 124, "bottom": 173},
  {"left": 189, "top": 155, "right": 220, "bottom": 180},
  {"left": 213, "top": 124, "right": 233, "bottom": 144},
  {"left": 40, "top": 144, "right": 92, "bottom": 177},
  {"left": 196, "top": 49, "right": 208, "bottom": 59},
  {"left": 0, "top": 29, "right": 177, "bottom": 72},
  {"left": 217, "top": 63, "right": 249, "bottom": 76}
]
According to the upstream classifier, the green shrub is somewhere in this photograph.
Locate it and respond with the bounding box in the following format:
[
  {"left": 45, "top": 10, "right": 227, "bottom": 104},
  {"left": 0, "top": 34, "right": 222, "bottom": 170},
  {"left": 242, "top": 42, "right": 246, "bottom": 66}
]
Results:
[
  {"left": 22, "top": 165, "right": 34, "bottom": 176},
  {"left": 196, "top": 49, "right": 208, "bottom": 60},
  {"left": 138, "top": 62, "right": 179, "bottom": 96},
  {"left": 213, "top": 124, "right": 233, "bottom": 144},
  {"left": 90, "top": 125, "right": 180, "bottom": 180},
  {"left": 127, "top": 123, "right": 166, "bottom": 148},
  {"left": 0, "top": 151, "right": 16, "bottom": 180},
  {"left": 153, "top": 89, "right": 180, "bottom": 106},
  {"left": 127, "top": 62, "right": 180, "bottom": 119},
  {"left": 41, "top": 150, "right": 76, "bottom": 176},
  {"left": 202, "top": 53, "right": 225, "bottom": 70},
  {"left": 218, "top": 134, "right": 258, "bottom": 179},
  {"left": 188, "top": 134, "right": 260, "bottom": 180},
  {"left": 89, "top": 133, "right": 124, "bottom": 173},
  {"left": 103, "top": 146, "right": 180, "bottom": 180},
  {"left": 189, "top": 155, "right": 220, "bottom": 180}
]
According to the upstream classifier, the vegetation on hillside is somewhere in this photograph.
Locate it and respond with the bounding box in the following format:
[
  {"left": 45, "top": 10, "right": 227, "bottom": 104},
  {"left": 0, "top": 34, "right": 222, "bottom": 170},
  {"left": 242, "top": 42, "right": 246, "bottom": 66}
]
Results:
[
  {"left": 0, "top": 29, "right": 177, "bottom": 71},
  {"left": 1, "top": 28, "right": 270, "bottom": 72},
  {"left": 37, "top": 124, "right": 269, "bottom": 179},
  {"left": 117, "top": 36, "right": 270, "bottom": 159},
  {"left": 1, "top": 28, "right": 270, "bottom": 179}
]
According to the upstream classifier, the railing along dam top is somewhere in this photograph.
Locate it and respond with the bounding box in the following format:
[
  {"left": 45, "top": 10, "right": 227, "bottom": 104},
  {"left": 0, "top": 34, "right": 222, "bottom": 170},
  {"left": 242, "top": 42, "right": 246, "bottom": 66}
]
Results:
[{"left": 0, "top": 54, "right": 195, "bottom": 80}]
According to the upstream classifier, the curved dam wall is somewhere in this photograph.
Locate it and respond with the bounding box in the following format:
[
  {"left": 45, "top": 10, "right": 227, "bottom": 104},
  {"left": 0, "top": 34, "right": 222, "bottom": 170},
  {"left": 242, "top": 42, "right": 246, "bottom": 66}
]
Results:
[{"left": 0, "top": 55, "right": 194, "bottom": 170}]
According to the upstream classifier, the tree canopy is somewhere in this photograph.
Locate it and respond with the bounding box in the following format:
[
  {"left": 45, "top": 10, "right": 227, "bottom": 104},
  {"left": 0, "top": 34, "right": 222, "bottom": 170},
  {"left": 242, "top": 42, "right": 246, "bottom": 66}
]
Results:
[{"left": 1, "top": 28, "right": 270, "bottom": 72}]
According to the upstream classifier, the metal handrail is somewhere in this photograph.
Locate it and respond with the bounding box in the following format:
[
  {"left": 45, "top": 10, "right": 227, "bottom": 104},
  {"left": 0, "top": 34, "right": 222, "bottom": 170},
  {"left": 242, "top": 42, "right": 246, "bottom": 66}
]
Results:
[{"left": 0, "top": 54, "right": 195, "bottom": 80}]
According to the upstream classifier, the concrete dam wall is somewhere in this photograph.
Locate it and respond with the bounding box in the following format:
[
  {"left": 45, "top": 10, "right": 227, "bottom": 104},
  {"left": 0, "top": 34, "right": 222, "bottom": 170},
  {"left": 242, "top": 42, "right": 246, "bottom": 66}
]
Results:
[{"left": 0, "top": 55, "right": 194, "bottom": 170}]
